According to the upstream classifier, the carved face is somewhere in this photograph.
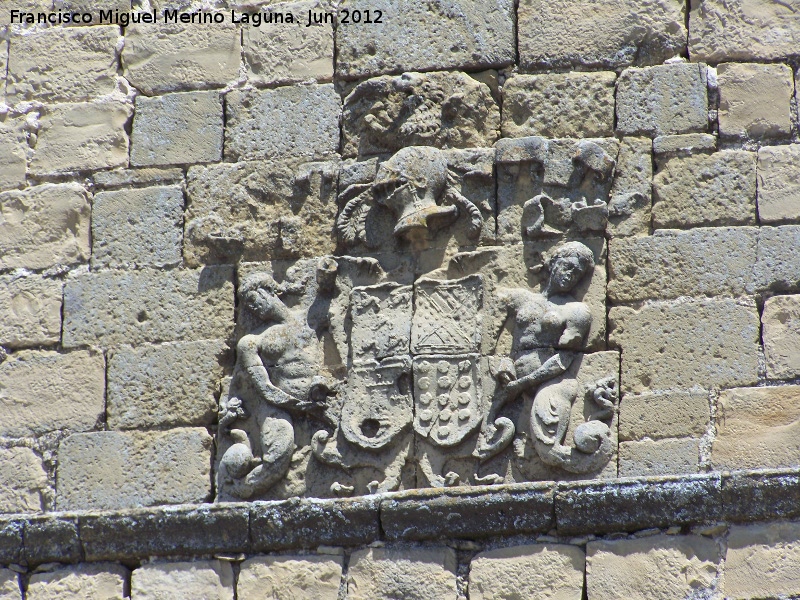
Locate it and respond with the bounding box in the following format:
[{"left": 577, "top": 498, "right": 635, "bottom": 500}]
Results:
[
  {"left": 245, "top": 288, "right": 286, "bottom": 322},
  {"left": 548, "top": 255, "right": 588, "bottom": 294}
]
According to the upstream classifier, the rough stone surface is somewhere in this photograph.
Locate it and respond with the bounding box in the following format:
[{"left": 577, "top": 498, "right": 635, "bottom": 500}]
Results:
[
  {"left": 30, "top": 101, "right": 131, "bottom": 175},
  {"left": 238, "top": 555, "right": 343, "bottom": 600},
  {"left": 713, "top": 385, "right": 800, "bottom": 471},
  {"left": 0, "top": 119, "right": 27, "bottom": 190},
  {"left": 610, "top": 298, "right": 760, "bottom": 394},
  {"left": 23, "top": 516, "right": 81, "bottom": 565},
  {"left": 131, "top": 92, "right": 223, "bottom": 166},
  {"left": 62, "top": 266, "right": 234, "bottom": 348},
  {"left": 586, "top": 535, "right": 719, "bottom": 600},
  {"left": 725, "top": 521, "right": 800, "bottom": 599},
  {"left": 0, "top": 350, "right": 104, "bottom": 438},
  {"left": 502, "top": 72, "right": 616, "bottom": 139},
  {"left": 346, "top": 546, "right": 457, "bottom": 600},
  {"left": 469, "top": 543, "right": 584, "bottom": 600},
  {"left": 618, "top": 438, "right": 699, "bottom": 477},
  {"left": 184, "top": 160, "right": 338, "bottom": 265},
  {"left": 608, "top": 136, "right": 652, "bottom": 238},
  {"left": 619, "top": 389, "right": 709, "bottom": 441},
  {"left": 755, "top": 225, "right": 800, "bottom": 292},
  {"left": 652, "top": 133, "right": 717, "bottom": 162},
  {"left": 131, "top": 561, "right": 233, "bottom": 600},
  {"left": 6, "top": 26, "right": 118, "bottom": 104},
  {"left": 616, "top": 63, "right": 708, "bottom": 136},
  {"left": 0, "top": 275, "right": 62, "bottom": 349},
  {"left": 123, "top": 22, "right": 241, "bottom": 95},
  {"left": 0, "top": 447, "right": 47, "bottom": 514},
  {"left": 107, "top": 340, "right": 225, "bottom": 429},
  {"left": 718, "top": 63, "right": 794, "bottom": 140},
  {"left": 92, "top": 185, "right": 183, "bottom": 268},
  {"left": 653, "top": 150, "right": 757, "bottom": 228},
  {"left": 26, "top": 563, "right": 128, "bottom": 600},
  {"left": 0, "top": 569, "right": 18, "bottom": 600},
  {"left": 244, "top": 0, "right": 333, "bottom": 86},
  {"left": 723, "top": 471, "right": 800, "bottom": 524},
  {"left": 56, "top": 428, "right": 213, "bottom": 510},
  {"left": 336, "top": 0, "right": 514, "bottom": 77},
  {"left": 763, "top": 295, "right": 800, "bottom": 380},
  {"left": 608, "top": 227, "right": 757, "bottom": 302},
  {"left": 225, "top": 84, "right": 339, "bottom": 162},
  {"left": 92, "top": 167, "right": 184, "bottom": 190},
  {"left": 689, "top": 0, "right": 800, "bottom": 62},
  {"left": 757, "top": 144, "right": 800, "bottom": 223},
  {"left": 0, "top": 183, "right": 91, "bottom": 270},
  {"left": 519, "top": 0, "right": 686, "bottom": 69}
]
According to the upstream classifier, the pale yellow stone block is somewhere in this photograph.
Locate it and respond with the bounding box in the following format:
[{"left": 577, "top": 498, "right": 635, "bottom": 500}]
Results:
[
  {"left": 718, "top": 63, "right": 794, "bottom": 139},
  {"left": 27, "top": 563, "right": 128, "bottom": 600},
  {"left": 757, "top": 144, "right": 800, "bottom": 223},
  {"left": 0, "top": 446, "right": 47, "bottom": 514},
  {"left": 0, "top": 119, "right": 27, "bottom": 191},
  {"left": 0, "top": 568, "right": 19, "bottom": 600},
  {"left": 131, "top": 561, "right": 233, "bottom": 600},
  {"left": 763, "top": 295, "right": 800, "bottom": 380},
  {"left": 238, "top": 555, "right": 343, "bottom": 600},
  {"left": 0, "top": 275, "right": 62, "bottom": 349},
  {"left": 619, "top": 389, "right": 709, "bottom": 441},
  {"left": 618, "top": 437, "right": 699, "bottom": 477}
]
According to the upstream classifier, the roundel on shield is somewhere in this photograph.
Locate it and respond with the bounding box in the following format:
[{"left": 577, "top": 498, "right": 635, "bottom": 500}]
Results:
[{"left": 413, "top": 355, "right": 482, "bottom": 448}]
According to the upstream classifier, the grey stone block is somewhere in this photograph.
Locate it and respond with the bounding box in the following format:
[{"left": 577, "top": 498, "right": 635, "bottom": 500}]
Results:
[
  {"left": 722, "top": 469, "right": 800, "bottom": 524},
  {"left": 23, "top": 517, "right": 81, "bottom": 565}
]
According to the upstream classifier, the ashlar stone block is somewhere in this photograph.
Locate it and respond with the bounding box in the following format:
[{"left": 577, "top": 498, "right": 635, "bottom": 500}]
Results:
[
  {"left": 336, "top": 0, "right": 514, "bottom": 77},
  {"left": 0, "top": 119, "right": 27, "bottom": 191},
  {"left": 718, "top": 63, "right": 794, "bottom": 140},
  {"left": 469, "top": 544, "right": 584, "bottom": 600},
  {"left": 123, "top": 22, "right": 241, "bottom": 95},
  {"left": 62, "top": 266, "right": 234, "bottom": 348},
  {"left": 91, "top": 185, "right": 183, "bottom": 268},
  {"left": 653, "top": 150, "right": 757, "bottom": 228},
  {"left": 586, "top": 535, "right": 719, "bottom": 600},
  {"left": 608, "top": 137, "right": 652, "bottom": 238},
  {"left": 519, "top": 0, "right": 686, "bottom": 69},
  {"left": 0, "top": 183, "right": 91, "bottom": 270},
  {"left": 619, "top": 389, "right": 709, "bottom": 441},
  {"left": 0, "top": 447, "right": 47, "bottom": 514},
  {"left": 616, "top": 63, "right": 708, "bottom": 137},
  {"left": 755, "top": 225, "right": 800, "bottom": 292},
  {"left": 610, "top": 297, "right": 760, "bottom": 394},
  {"left": 0, "top": 275, "right": 62, "bottom": 349},
  {"left": 56, "top": 428, "right": 213, "bottom": 510},
  {"left": 713, "top": 385, "right": 800, "bottom": 471},
  {"left": 0, "top": 569, "right": 19, "bottom": 600},
  {"left": 225, "top": 84, "right": 339, "bottom": 162},
  {"left": 0, "top": 350, "right": 105, "bottom": 438},
  {"left": 757, "top": 144, "right": 800, "bottom": 223},
  {"left": 618, "top": 437, "right": 699, "bottom": 477},
  {"left": 26, "top": 563, "right": 129, "bottom": 600},
  {"left": 238, "top": 555, "right": 343, "bottom": 600},
  {"left": 763, "top": 295, "right": 800, "bottom": 380},
  {"left": 6, "top": 26, "right": 119, "bottom": 104},
  {"left": 346, "top": 546, "right": 457, "bottom": 600},
  {"left": 131, "top": 561, "right": 233, "bottom": 600},
  {"left": 502, "top": 72, "right": 616, "bottom": 139},
  {"left": 131, "top": 91, "right": 223, "bottom": 167}
]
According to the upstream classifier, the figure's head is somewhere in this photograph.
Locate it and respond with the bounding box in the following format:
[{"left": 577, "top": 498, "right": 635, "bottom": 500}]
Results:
[
  {"left": 546, "top": 241, "right": 594, "bottom": 294},
  {"left": 240, "top": 273, "right": 287, "bottom": 322}
]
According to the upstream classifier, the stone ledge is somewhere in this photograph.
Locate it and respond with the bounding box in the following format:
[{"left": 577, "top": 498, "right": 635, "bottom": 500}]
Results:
[{"left": 0, "top": 469, "right": 798, "bottom": 565}]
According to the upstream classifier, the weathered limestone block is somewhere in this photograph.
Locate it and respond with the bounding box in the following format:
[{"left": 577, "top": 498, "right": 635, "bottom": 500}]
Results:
[
  {"left": 755, "top": 225, "right": 800, "bottom": 292},
  {"left": 0, "top": 569, "right": 18, "bottom": 600},
  {"left": 652, "top": 133, "right": 716, "bottom": 163},
  {"left": 618, "top": 438, "right": 699, "bottom": 476},
  {"left": 653, "top": 150, "right": 757, "bottom": 228},
  {"left": 619, "top": 389, "right": 709, "bottom": 441},
  {"left": 123, "top": 22, "right": 241, "bottom": 95},
  {"left": 608, "top": 137, "right": 652, "bottom": 238},
  {"left": 757, "top": 144, "right": 800, "bottom": 223},
  {"left": 608, "top": 227, "right": 757, "bottom": 302},
  {"left": 131, "top": 91, "right": 223, "bottom": 166},
  {"left": 54, "top": 0, "right": 130, "bottom": 14},
  {"left": 469, "top": 544, "right": 584, "bottom": 600},
  {"left": 92, "top": 185, "right": 183, "bottom": 269},
  {"left": 586, "top": 535, "right": 719, "bottom": 600},
  {"left": 725, "top": 521, "right": 800, "bottom": 599},
  {"left": 0, "top": 183, "right": 91, "bottom": 270},
  {"left": 346, "top": 546, "right": 457, "bottom": 600},
  {"left": 6, "top": 26, "right": 118, "bottom": 104},
  {"left": 0, "top": 350, "right": 104, "bottom": 438},
  {"left": 616, "top": 63, "right": 708, "bottom": 136},
  {"left": 238, "top": 555, "right": 343, "bottom": 600},
  {"left": 0, "top": 275, "right": 61, "bottom": 348},
  {"left": 519, "top": 0, "right": 686, "bottom": 69},
  {"left": 336, "top": 0, "right": 514, "bottom": 77},
  {"left": 763, "top": 295, "right": 800, "bottom": 380},
  {"left": 609, "top": 298, "right": 760, "bottom": 393},
  {"left": 0, "top": 447, "right": 47, "bottom": 514},
  {"left": 30, "top": 100, "right": 131, "bottom": 174},
  {"left": 343, "top": 71, "right": 499, "bottom": 157},
  {"left": 244, "top": 0, "right": 333, "bottom": 86},
  {"left": 0, "top": 119, "right": 27, "bottom": 190},
  {"left": 56, "top": 428, "right": 213, "bottom": 510},
  {"left": 718, "top": 63, "right": 794, "bottom": 140},
  {"left": 713, "top": 385, "right": 800, "bottom": 470},
  {"left": 93, "top": 167, "right": 184, "bottom": 190},
  {"left": 502, "top": 72, "right": 616, "bottom": 139},
  {"left": 131, "top": 561, "right": 233, "bottom": 600},
  {"left": 185, "top": 160, "right": 338, "bottom": 265},
  {"left": 26, "top": 563, "right": 129, "bottom": 600},
  {"left": 225, "top": 84, "right": 339, "bottom": 162},
  {"left": 107, "top": 340, "right": 225, "bottom": 430},
  {"left": 62, "top": 266, "right": 234, "bottom": 348},
  {"left": 689, "top": 0, "right": 800, "bottom": 62}
]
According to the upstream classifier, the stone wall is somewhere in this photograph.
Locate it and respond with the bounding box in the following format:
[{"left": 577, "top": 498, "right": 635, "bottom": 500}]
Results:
[{"left": 0, "top": 0, "right": 799, "bottom": 597}]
